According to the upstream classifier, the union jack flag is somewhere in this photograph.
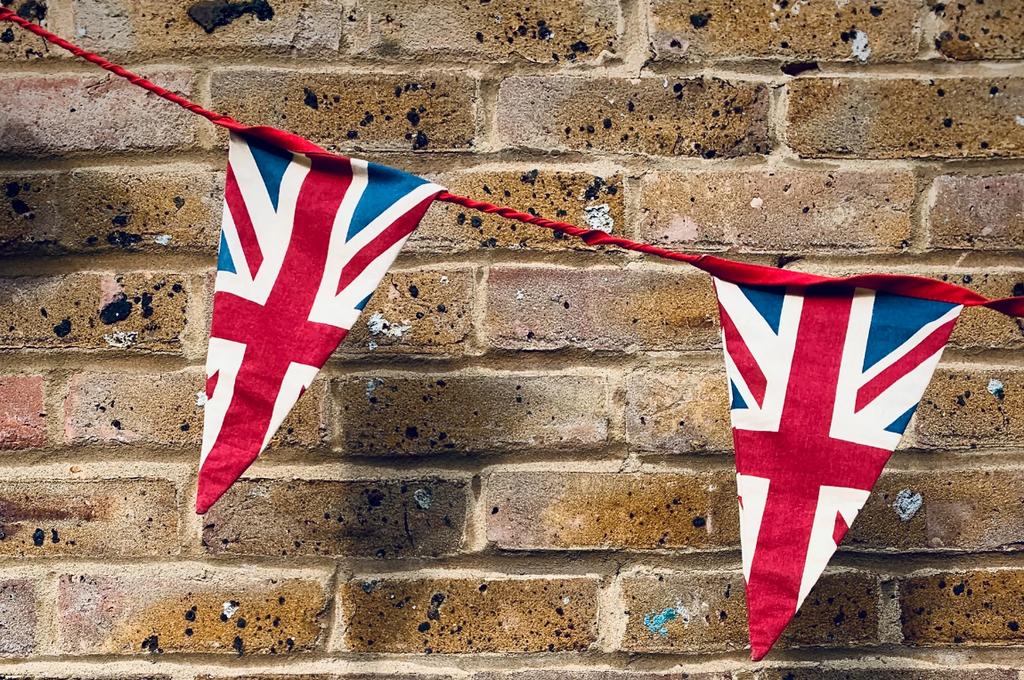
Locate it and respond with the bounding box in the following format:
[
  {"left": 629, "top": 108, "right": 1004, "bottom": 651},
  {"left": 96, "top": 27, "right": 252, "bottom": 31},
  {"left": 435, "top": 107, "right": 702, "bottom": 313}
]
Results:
[
  {"left": 715, "top": 277, "right": 961, "bottom": 659},
  {"left": 198, "top": 131, "right": 442, "bottom": 513}
]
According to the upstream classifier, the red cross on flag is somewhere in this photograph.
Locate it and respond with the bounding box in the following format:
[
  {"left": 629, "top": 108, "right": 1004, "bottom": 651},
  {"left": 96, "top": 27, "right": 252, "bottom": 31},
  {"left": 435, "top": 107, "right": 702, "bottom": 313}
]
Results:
[
  {"left": 715, "top": 278, "right": 962, "bottom": 659},
  {"left": 197, "top": 127, "right": 443, "bottom": 514}
]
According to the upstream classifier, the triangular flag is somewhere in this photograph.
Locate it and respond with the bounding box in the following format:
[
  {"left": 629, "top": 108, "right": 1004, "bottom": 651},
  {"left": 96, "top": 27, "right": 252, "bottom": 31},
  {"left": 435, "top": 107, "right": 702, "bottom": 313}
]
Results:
[
  {"left": 197, "top": 130, "right": 443, "bottom": 513},
  {"left": 714, "top": 278, "right": 961, "bottom": 660}
]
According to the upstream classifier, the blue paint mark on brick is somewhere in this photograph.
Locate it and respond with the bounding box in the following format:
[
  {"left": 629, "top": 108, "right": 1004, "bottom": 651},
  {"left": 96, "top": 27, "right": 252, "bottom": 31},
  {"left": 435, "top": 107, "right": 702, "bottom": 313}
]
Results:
[{"left": 643, "top": 600, "right": 688, "bottom": 637}]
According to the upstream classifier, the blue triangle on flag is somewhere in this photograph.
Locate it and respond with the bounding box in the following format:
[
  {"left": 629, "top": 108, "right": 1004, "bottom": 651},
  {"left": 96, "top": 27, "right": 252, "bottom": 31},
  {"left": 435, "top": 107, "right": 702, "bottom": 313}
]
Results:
[
  {"left": 348, "top": 162, "right": 430, "bottom": 241},
  {"left": 863, "top": 292, "right": 958, "bottom": 372},
  {"left": 355, "top": 292, "right": 373, "bottom": 311},
  {"left": 884, "top": 404, "right": 917, "bottom": 434},
  {"left": 738, "top": 284, "right": 786, "bottom": 335},
  {"left": 730, "top": 380, "right": 748, "bottom": 410},
  {"left": 246, "top": 134, "right": 293, "bottom": 212},
  {"left": 217, "top": 230, "right": 236, "bottom": 274}
]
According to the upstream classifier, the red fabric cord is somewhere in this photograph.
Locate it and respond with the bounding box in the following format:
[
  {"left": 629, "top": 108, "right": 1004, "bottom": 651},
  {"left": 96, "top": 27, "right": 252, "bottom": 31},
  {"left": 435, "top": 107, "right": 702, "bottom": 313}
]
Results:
[{"left": 5, "top": 8, "right": 1024, "bottom": 318}]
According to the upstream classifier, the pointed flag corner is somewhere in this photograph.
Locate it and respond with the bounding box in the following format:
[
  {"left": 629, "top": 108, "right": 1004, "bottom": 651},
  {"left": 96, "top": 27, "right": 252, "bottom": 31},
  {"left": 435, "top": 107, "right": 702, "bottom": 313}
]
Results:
[{"left": 196, "top": 129, "right": 443, "bottom": 514}]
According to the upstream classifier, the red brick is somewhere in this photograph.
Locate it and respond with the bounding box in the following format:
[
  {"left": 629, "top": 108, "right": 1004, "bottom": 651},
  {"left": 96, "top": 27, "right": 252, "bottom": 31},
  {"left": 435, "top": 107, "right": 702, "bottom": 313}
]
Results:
[
  {"left": 486, "top": 471, "right": 738, "bottom": 550},
  {"left": 0, "top": 70, "right": 200, "bottom": 156},
  {"left": 901, "top": 569, "right": 1024, "bottom": 646},
  {"left": 211, "top": 70, "right": 476, "bottom": 152},
  {"left": 0, "top": 273, "right": 188, "bottom": 351},
  {"left": 0, "top": 478, "right": 178, "bottom": 556},
  {"left": 933, "top": 1, "right": 1024, "bottom": 60},
  {"left": 346, "top": 0, "right": 620, "bottom": 64},
  {"left": 203, "top": 477, "right": 469, "bottom": 558},
  {"left": 0, "top": 580, "right": 37, "bottom": 656},
  {"left": 486, "top": 266, "right": 718, "bottom": 351},
  {"left": 846, "top": 469, "right": 1024, "bottom": 552},
  {"left": 928, "top": 174, "right": 1024, "bottom": 251},
  {"left": 341, "top": 575, "right": 598, "bottom": 652},
  {"left": 334, "top": 374, "right": 609, "bottom": 456},
  {"left": 63, "top": 370, "right": 323, "bottom": 448},
  {"left": 651, "top": 0, "right": 921, "bottom": 63},
  {"left": 0, "top": 376, "right": 45, "bottom": 449},
  {"left": 788, "top": 77, "right": 1024, "bottom": 159},
  {"left": 498, "top": 76, "right": 770, "bottom": 157},
  {"left": 915, "top": 367, "right": 1024, "bottom": 449},
  {"left": 640, "top": 169, "right": 914, "bottom": 252},
  {"left": 625, "top": 370, "right": 733, "bottom": 454},
  {"left": 619, "top": 570, "right": 878, "bottom": 653},
  {"left": 58, "top": 567, "right": 328, "bottom": 655}
]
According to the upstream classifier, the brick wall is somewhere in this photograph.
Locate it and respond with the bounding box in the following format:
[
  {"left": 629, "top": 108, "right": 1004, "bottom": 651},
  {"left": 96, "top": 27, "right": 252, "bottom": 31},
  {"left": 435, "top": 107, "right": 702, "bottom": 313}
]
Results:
[{"left": 1, "top": 0, "right": 1024, "bottom": 678}]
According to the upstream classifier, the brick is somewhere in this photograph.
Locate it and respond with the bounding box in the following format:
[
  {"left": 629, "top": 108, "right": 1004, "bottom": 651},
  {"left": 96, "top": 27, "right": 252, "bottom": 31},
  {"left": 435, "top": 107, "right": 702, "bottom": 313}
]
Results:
[
  {"left": 933, "top": 1, "right": 1024, "bottom": 60},
  {"left": 334, "top": 375, "right": 608, "bottom": 456},
  {"left": 477, "top": 674, "right": 729, "bottom": 680},
  {"left": 203, "top": 477, "right": 469, "bottom": 558},
  {"left": 0, "top": 272, "right": 188, "bottom": 351},
  {"left": 64, "top": 370, "right": 323, "bottom": 448},
  {"left": 73, "top": 0, "right": 342, "bottom": 57},
  {"left": 915, "top": 367, "right": 1024, "bottom": 448},
  {"left": 0, "top": 479, "right": 178, "bottom": 556},
  {"left": 639, "top": 169, "right": 914, "bottom": 252},
  {"left": 413, "top": 169, "right": 624, "bottom": 252},
  {"left": 0, "top": 1, "right": 60, "bottom": 62},
  {"left": 57, "top": 567, "right": 328, "bottom": 655},
  {"left": 946, "top": 272, "right": 1024, "bottom": 351},
  {"left": 787, "top": 77, "right": 1024, "bottom": 159},
  {"left": 1, "top": 168, "right": 222, "bottom": 254},
  {"left": 619, "top": 570, "right": 878, "bottom": 653},
  {"left": 846, "top": 469, "right": 1024, "bottom": 552},
  {"left": 339, "top": 267, "right": 473, "bottom": 354},
  {"left": 900, "top": 569, "right": 1024, "bottom": 646},
  {"left": 347, "top": 0, "right": 619, "bottom": 64},
  {"left": 0, "top": 580, "right": 37, "bottom": 656},
  {"left": 486, "top": 471, "right": 738, "bottom": 550},
  {"left": 486, "top": 266, "right": 718, "bottom": 351},
  {"left": 928, "top": 174, "right": 1024, "bottom": 251},
  {"left": 625, "top": 370, "right": 732, "bottom": 454},
  {"left": 650, "top": 0, "right": 920, "bottom": 62},
  {"left": 211, "top": 70, "right": 476, "bottom": 151},
  {"left": 0, "top": 70, "right": 199, "bottom": 156},
  {"left": 498, "top": 76, "right": 769, "bottom": 157},
  {"left": 341, "top": 575, "right": 598, "bottom": 652},
  {"left": 756, "top": 670, "right": 1016, "bottom": 680},
  {"left": 0, "top": 376, "right": 45, "bottom": 449}
]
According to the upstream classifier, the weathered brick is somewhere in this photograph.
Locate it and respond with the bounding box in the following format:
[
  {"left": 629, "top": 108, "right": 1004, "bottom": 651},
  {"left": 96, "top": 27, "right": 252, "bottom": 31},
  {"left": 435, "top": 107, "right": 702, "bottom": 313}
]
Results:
[
  {"left": 0, "top": 1, "right": 60, "bottom": 62},
  {"left": 346, "top": 0, "right": 619, "bottom": 63},
  {"left": 64, "top": 370, "right": 323, "bottom": 448},
  {"left": 847, "top": 469, "right": 1024, "bottom": 552},
  {"left": 933, "top": 1, "right": 1024, "bottom": 60},
  {"left": 73, "top": 0, "right": 342, "bottom": 57},
  {"left": 203, "top": 477, "right": 469, "bottom": 558},
  {"left": 486, "top": 266, "right": 718, "bottom": 351},
  {"left": 498, "top": 77, "right": 769, "bottom": 157},
  {"left": 334, "top": 375, "right": 608, "bottom": 456},
  {"left": 928, "top": 174, "right": 1024, "bottom": 251},
  {"left": 650, "top": 0, "right": 920, "bottom": 62},
  {"left": 211, "top": 70, "right": 476, "bottom": 152},
  {"left": 619, "top": 570, "right": 878, "bottom": 653},
  {"left": 640, "top": 169, "right": 914, "bottom": 252},
  {"left": 486, "top": 471, "right": 738, "bottom": 550},
  {"left": 0, "top": 479, "right": 178, "bottom": 556},
  {"left": 57, "top": 567, "right": 328, "bottom": 655},
  {"left": 341, "top": 575, "right": 598, "bottom": 652},
  {"left": 901, "top": 569, "right": 1024, "bottom": 646},
  {"left": 413, "top": 169, "right": 624, "bottom": 252},
  {"left": 0, "top": 272, "right": 188, "bottom": 351},
  {"left": 788, "top": 77, "right": 1024, "bottom": 159},
  {"left": 0, "top": 579, "right": 37, "bottom": 656},
  {"left": 339, "top": 267, "right": 473, "bottom": 354},
  {"left": 478, "top": 674, "right": 728, "bottom": 680},
  {"left": 756, "top": 670, "right": 1016, "bottom": 680},
  {"left": 0, "top": 376, "right": 45, "bottom": 449},
  {"left": 915, "top": 367, "right": 1024, "bottom": 448},
  {"left": 0, "top": 70, "right": 199, "bottom": 156},
  {"left": 946, "top": 272, "right": 1024, "bottom": 351},
  {"left": 625, "top": 370, "right": 732, "bottom": 454},
  {"left": 1, "top": 168, "right": 222, "bottom": 254}
]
